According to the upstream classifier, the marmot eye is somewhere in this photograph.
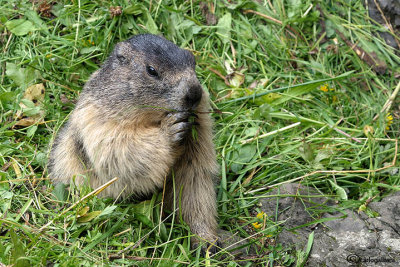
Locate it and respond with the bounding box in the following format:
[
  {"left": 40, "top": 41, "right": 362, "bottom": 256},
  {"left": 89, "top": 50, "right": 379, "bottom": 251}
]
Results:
[{"left": 146, "top": 65, "right": 158, "bottom": 77}]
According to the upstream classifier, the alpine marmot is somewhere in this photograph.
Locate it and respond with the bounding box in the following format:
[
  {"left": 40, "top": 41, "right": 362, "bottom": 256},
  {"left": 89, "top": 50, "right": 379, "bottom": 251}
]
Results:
[{"left": 48, "top": 34, "right": 219, "bottom": 250}]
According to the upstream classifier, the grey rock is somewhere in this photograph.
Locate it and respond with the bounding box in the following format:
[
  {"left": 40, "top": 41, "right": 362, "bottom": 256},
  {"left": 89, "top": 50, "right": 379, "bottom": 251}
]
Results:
[
  {"left": 218, "top": 229, "right": 250, "bottom": 257},
  {"left": 259, "top": 183, "right": 334, "bottom": 227},
  {"left": 259, "top": 183, "right": 335, "bottom": 249},
  {"left": 257, "top": 183, "right": 400, "bottom": 266}
]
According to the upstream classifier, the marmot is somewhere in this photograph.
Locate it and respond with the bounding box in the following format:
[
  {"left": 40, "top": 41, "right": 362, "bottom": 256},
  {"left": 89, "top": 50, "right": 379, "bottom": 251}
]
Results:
[{"left": 48, "top": 34, "right": 219, "bottom": 250}]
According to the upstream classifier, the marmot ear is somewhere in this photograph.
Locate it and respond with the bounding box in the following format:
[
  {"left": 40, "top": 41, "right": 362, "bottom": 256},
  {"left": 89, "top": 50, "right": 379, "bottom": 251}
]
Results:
[{"left": 114, "top": 42, "right": 132, "bottom": 64}]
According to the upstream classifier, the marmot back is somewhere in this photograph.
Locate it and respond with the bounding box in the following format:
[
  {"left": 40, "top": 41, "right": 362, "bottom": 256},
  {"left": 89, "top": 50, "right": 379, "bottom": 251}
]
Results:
[{"left": 48, "top": 34, "right": 219, "bottom": 252}]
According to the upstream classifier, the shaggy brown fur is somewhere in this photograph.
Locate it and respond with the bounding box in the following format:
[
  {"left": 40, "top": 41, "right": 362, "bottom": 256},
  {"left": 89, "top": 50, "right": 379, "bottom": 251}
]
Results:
[{"left": 48, "top": 34, "right": 219, "bottom": 250}]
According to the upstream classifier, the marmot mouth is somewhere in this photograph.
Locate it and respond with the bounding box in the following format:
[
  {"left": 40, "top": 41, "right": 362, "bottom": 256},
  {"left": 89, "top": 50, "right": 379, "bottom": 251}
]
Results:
[{"left": 167, "top": 110, "right": 198, "bottom": 120}]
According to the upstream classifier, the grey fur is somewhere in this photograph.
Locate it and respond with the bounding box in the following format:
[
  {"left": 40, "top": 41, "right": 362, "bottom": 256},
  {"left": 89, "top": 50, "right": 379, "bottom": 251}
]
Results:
[{"left": 48, "top": 34, "right": 219, "bottom": 249}]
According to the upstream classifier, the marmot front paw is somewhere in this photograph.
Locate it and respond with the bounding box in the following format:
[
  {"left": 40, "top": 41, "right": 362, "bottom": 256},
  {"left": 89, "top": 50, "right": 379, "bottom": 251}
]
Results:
[{"left": 163, "top": 112, "right": 198, "bottom": 145}]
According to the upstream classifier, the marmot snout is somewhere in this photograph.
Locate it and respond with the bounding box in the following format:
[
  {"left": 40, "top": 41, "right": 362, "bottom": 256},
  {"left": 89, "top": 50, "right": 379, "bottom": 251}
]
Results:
[
  {"left": 185, "top": 82, "right": 203, "bottom": 109},
  {"left": 48, "top": 34, "right": 219, "bottom": 251}
]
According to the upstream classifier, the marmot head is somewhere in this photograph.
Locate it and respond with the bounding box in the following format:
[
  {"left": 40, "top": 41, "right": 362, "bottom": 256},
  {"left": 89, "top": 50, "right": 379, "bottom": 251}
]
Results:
[{"left": 86, "top": 34, "right": 203, "bottom": 115}]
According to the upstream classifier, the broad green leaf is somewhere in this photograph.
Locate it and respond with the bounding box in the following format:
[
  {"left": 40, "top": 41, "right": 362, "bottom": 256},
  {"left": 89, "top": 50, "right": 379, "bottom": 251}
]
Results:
[
  {"left": 5, "top": 19, "right": 35, "bottom": 36},
  {"left": 243, "top": 127, "right": 259, "bottom": 138},
  {"left": 51, "top": 4, "right": 74, "bottom": 27},
  {"left": 26, "top": 125, "right": 37, "bottom": 137},
  {"left": 217, "top": 13, "right": 232, "bottom": 44},
  {"left": 262, "top": 93, "right": 281, "bottom": 104},
  {"left": 134, "top": 213, "right": 153, "bottom": 227},
  {"left": 34, "top": 152, "right": 47, "bottom": 166},
  {"left": 80, "top": 46, "right": 100, "bottom": 54},
  {"left": 78, "top": 206, "right": 90, "bottom": 216},
  {"left": 0, "top": 189, "right": 13, "bottom": 213},
  {"left": 144, "top": 10, "right": 158, "bottom": 34},
  {"left": 123, "top": 4, "right": 144, "bottom": 16},
  {"left": 6, "top": 63, "right": 38, "bottom": 87},
  {"left": 314, "top": 150, "right": 332, "bottom": 164},
  {"left": 287, "top": 0, "right": 302, "bottom": 18},
  {"left": 178, "top": 20, "right": 201, "bottom": 40},
  {"left": 253, "top": 103, "right": 274, "bottom": 120},
  {"left": 77, "top": 211, "right": 102, "bottom": 223},
  {"left": 19, "top": 99, "right": 42, "bottom": 116},
  {"left": 325, "top": 19, "right": 335, "bottom": 38},
  {"left": 132, "top": 200, "right": 152, "bottom": 217},
  {"left": 99, "top": 205, "right": 117, "bottom": 217},
  {"left": 298, "top": 142, "right": 314, "bottom": 162},
  {"left": 0, "top": 189, "right": 13, "bottom": 199},
  {"left": 11, "top": 230, "right": 29, "bottom": 267},
  {"left": 329, "top": 180, "right": 348, "bottom": 200},
  {"left": 159, "top": 222, "right": 168, "bottom": 241},
  {"left": 6, "top": 63, "right": 25, "bottom": 86},
  {"left": 25, "top": 10, "right": 48, "bottom": 32},
  {"left": 230, "top": 144, "right": 257, "bottom": 173},
  {"left": 132, "top": 200, "right": 153, "bottom": 227},
  {"left": 53, "top": 183, "right": 67, "bottom": 201},
  {"left": 225, "top": 1, "right": 258, "bottom": 10},
  {"left": 0, "top": 91, "right": 16, "bottom": 105}
]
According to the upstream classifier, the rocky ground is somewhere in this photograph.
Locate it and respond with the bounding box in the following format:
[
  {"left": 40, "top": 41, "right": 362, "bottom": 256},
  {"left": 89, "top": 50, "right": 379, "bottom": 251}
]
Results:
[
  {"left": 367, "top": 0, "right": 400, "bottom": 50},
  {"left": 260, "top": 183, "right": 400, "bottom": 266},
  {"left": 220, "top": 183, "right": 400, "bottom": 266}
]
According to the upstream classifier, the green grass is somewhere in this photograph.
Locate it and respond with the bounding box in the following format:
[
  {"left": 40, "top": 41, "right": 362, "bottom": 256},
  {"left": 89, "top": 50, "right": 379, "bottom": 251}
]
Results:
[{"left": 1, "top": 0, "right": 399, "bottom": 266}]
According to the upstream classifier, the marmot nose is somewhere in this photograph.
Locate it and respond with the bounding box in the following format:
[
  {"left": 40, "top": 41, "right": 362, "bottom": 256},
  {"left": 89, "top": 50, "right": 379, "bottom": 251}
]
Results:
[{"left": 185, "top": 84, "right": 203, "bottom": 109}]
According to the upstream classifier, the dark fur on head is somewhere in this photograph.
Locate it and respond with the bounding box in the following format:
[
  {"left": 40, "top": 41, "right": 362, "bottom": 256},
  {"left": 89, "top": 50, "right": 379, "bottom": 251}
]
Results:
[{"left": 84, "top": 34, "right": 202, "bottom": 116}]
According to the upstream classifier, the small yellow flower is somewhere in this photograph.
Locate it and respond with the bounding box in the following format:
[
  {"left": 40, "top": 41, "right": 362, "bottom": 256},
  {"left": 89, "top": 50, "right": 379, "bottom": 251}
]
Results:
[
  {"left": 386, "top": 113, "right": 393, "bottom": 130},
  {"left": 320, "top": 83, "right": 335, "bottom": 92},
  {"left": 46, "top": 54, "right": 52, "bottom": 58},
  {"left": 256, "top": 211, "right": 266, "bottom": 219},
  {"left": 82, "top": 40, "right": 95, "bottom": 46},
  {"left": 320, "top": 84, "right": 329, "bottom": 92},
  {"left": 252, "top": 222, "right": 262, "bottom": 229}
]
